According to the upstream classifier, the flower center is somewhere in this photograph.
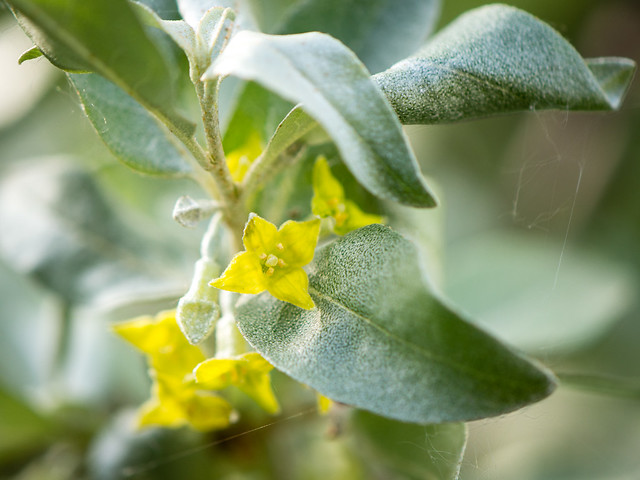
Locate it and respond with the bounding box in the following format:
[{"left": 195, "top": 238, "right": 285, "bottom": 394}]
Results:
[
  {"left": 259, "top": 244, "right": 287, "bottom": 276},
  {"left": 327, "top": 198, "right": 348, "bottom": 226}
]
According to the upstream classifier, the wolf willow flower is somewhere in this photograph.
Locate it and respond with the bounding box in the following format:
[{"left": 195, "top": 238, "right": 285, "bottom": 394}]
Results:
[
  {"left": 225, "top": 131, "right": 263, "bottom": 183},
  {"left": 210, "top": 214, "right": 320, "bottom": 309},
  {"left": 113, "top": 310, "right": 278, "bottom": 431},
  {"left": 312, "top": 156, "right": 383, "bottom": 235},
  {"left": 195, "top": 352, "right": 279, "bottom": 414}
]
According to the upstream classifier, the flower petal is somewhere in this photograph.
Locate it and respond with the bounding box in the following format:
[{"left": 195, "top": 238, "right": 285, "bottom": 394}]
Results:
[
  {"left": 316, "top": 393, "right": 333, "bottom": 414},
  {"left": 238, "top": 362, "right": 280, "bottom": 414},
  {"left": 193, "top": 358, "right": 238, "bottom": 390},
  {"left": 311, "top": 156, "right": 344, "bottom": 218},
  {"left": 277, "top": 218, "right": 321, "bottom": 267},
  {"left": 226, "top": 131, "right": 263, "bottom": 183},
  {"left": 334, "top": 199, "right": 384, "bottom": 235},
  {"left": 194, "top": 353, "right": 280, "bottom": 414},
  {"left": 210, "top": 251, "right": 266, "bottom": 294},
  {"left": 137, "top": 376, "right": 233, "bottom": 431},
  {"left": 242, "top": 213, "right": 278, "bottom": 254},
  {"left": 136, "top": 378, "right": 187, "bottom": 429},
  {"left": 267, "top": 267, "right": 315, "bottom": 310},
  {"left": 112, "top": 310, "right": 177, "bottom": 355},
  {"left": 180, "top": 392, "right": 234, "bottom": 431}
]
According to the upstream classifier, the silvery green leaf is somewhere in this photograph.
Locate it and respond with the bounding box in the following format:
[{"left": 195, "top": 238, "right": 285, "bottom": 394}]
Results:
[
  {"left": 373, "top": 4, "right": 636, "bottom": 124},
  {"left": 237, "top": 225, "right": 556, "bottom": 424},
  {"left": 131, "top": 1, "right": 196, "bottom": 55},
  {"left": 6, "top": 0, "right": 192, "bottom": 132},
  {"left": 70, "top": 74, "right": 193, "bottom": 177},
  {"left": 196, "top": 7, "right": 235, "bottom": 69},
  {"left": 208, "top": 31, "right": 436, "bottom": 207}
]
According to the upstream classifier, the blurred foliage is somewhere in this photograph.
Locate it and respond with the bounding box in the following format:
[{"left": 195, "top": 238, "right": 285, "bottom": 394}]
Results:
[{"left": 0, "top": 0, "right": 639, "bottom": 479}]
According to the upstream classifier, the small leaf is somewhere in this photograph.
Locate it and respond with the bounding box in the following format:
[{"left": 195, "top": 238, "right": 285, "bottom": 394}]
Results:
[
  {"left": 351, "top": 411, "right": 467, "bottom": 480},
  {"left": 586, "top": 57, "right": 637, "bottom": 110},
  {"left": 131, "top": 1, "right": 196, "bottom": 56},
  {"left": 237, "top": 225, "right": 556, "bottom": 424},
  {"left": 7, "top": 0, "right": 192, "bottom": 131},
  {"left": 177, "top": 0, "right": 234, "bottom": 28},
  {"left": 17, "top": 45, "right": 43, "bottom": 64},
  {"left": 277, "top": 0, "right": 441, "bottom": 74},
  {"left": 208, "top": 31, "right": 436, "bottom": 207},
  {"left": 241, "top": 106, "right": 318, "bottom": 187},
  {"left": 373, "top": 5, "right": 637, "bottom": 124},
  {"left": 70, "top": 74, "right": 193, "bottom": 177}
]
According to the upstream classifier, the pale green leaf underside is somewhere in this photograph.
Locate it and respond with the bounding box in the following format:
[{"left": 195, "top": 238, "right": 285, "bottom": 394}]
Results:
[
  {"left": 351, "top": 412, "right": 467, "bottom": 480},
  {"left": 7, "top": 0, "right": 192, "bottom": 133},
  {"left": 373, "top": 4, "right": 636, "bottom": 124},
  {"left": 209, "top": 31, "right": 436, "bottom": 208},
  {"left": 237, "top": 225, "right": 555, "bottom": 424},
  {"left": 70, "top": 74, "right": 192, "bottom": 177},
  {"left": 250, "top": 106, "right": 317, "bottom": 176}
]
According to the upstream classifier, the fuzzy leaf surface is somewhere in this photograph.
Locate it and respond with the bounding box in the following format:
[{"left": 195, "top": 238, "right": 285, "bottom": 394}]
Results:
[
  {"left": 70, "top": 74, "right": 192, "bottom": 177},
  {"left": 237, "top": 225, "right": 556, "bottom": 423},
  {"left": 7, "top": 0, "right": 191, "bottom": 131},
  {"left": 373, "top": 4, "right": 636, "bottom": 124},
  {"left": 209, "top": 31, "right": 436, "bottom": 207}
]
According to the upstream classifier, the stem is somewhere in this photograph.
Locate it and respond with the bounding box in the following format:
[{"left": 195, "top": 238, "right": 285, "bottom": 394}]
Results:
[
  {"left": 52, "top": 301, "right": 73, "bottom": 380},
  {"left": 196, "top": 77, "right": 246, "bottom": 245},
  {"left": 153, "top": 80, "right": 245, "bottom": 247},
  {"left": 558, "top": 372, "right": 640, "bottom": 400},
  {"left": 215, "top": 291, "right": 248, "bottom": 358}
]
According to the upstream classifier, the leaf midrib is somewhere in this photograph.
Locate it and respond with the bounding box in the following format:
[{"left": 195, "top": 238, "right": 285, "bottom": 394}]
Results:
[{"left": 308, "top": 285, "right": 543, "bottom": 392}]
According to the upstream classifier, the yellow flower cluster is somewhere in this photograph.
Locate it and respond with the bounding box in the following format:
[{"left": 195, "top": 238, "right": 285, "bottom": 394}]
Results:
[
  {"left": 114, "top": 156, "right": 381, "bottom": 431},
  {"left": 113, "top": 310, "right": 278, "bottom": 431}
]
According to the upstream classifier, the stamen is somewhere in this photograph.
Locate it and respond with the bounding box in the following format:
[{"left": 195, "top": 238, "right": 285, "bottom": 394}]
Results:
[
  {"left": 259, "top": 253, "right": 267, "bottom": 260},
  {"left": 265, "top": 254, "right": 279, "bottom": 267},
  {"left": 278, "top": 259, "right": 287, "bottom": 267},
  {"left": 266, "top": 267, "right": 275, "bottom": 276},
  {"left": 276, "top": 243, "right": 284, "bottom": 251}
]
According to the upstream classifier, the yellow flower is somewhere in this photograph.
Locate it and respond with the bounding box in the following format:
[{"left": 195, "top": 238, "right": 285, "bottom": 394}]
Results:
[
  {"left": 312, "top": 156, "right": 383, "bottom": 235},
  {"left": 137, "top": 374, "right": 234, "bottom": 431},
  {"left": 113, "top": 310, "right": 234, "bottom": 431},
  {"left": 194, "top": 352, "right": 280, "bottom": 414},
  {"left": 316, "top": 392, "right": 333, "bottom": 415},
  {"left": 226, "top": 131, "right": 263, "bottom": 183},
  {"left": 210, "top": 214, "right": 320, "bottom": 310},
  {"left": 113, "top": 310, "right": 204, "bottom": 383}
]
